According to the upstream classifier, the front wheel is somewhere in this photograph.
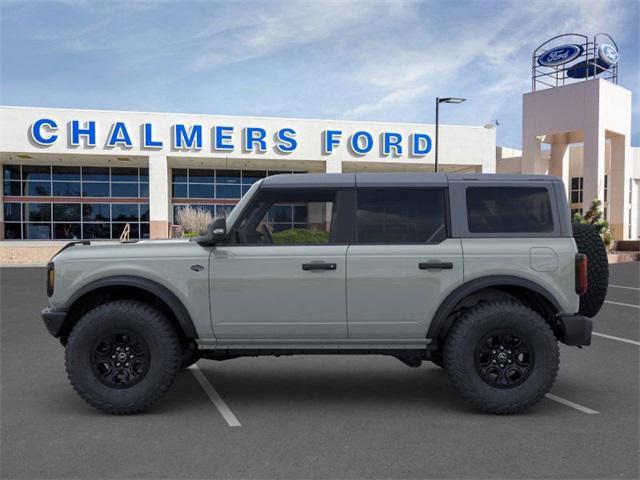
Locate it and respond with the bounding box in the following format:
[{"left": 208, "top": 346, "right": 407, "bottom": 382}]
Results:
[
  {"left": 65, "top": 300, "right": 181, "bottom": 414},
  {"left": 444, "top": 301, "right": 559, "bottom": 414}
]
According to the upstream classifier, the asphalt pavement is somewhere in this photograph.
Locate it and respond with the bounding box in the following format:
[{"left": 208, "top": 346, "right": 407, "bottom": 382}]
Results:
[{"left": 1, "top": 263, "right": 638, "bottom": 479}]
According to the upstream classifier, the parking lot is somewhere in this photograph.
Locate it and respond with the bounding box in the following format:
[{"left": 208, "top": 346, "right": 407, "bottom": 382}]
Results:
[{"left": 1, "top": 263, "right": 638, "bottom": 479}]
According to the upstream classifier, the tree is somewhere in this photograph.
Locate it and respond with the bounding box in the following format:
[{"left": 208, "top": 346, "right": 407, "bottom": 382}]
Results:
[{"left": 572, "top": 199, "right": 615, "bottom": 251}]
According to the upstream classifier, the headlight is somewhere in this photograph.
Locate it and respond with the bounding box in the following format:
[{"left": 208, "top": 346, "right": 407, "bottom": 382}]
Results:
[{"left": 47, "top": 262, "right": 55, "bottom": 297}]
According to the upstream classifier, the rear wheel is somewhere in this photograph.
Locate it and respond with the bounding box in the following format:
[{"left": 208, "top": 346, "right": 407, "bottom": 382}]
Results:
[
  {"left": 65, "top": 300, "right": 181, "bottom": 414},
  {"left": 444, "top": 301, "right": 559, "bottom": 414}
]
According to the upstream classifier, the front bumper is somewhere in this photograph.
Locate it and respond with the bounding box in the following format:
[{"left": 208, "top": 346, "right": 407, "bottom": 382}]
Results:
[
  {"left": 557, "top": 314, "right": 592, "bottom": 346},
  {"left": 41, "top": 307, "right": 68, "bottom": 338}
]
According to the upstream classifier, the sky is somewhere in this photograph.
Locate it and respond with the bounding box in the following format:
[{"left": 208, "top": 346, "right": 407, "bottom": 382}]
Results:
[{"left": 1, "top": 0, "right": 638, "bottom": 149}]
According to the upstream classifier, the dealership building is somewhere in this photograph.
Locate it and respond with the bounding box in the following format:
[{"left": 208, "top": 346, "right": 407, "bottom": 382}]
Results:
[{"left": 0, "top": 34, "right": 638, "bottom": 244}]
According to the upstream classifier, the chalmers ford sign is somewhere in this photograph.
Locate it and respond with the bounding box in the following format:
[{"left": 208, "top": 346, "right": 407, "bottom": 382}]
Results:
[{"left": 29, "top": 118, "right": 434, "bottom": 157}]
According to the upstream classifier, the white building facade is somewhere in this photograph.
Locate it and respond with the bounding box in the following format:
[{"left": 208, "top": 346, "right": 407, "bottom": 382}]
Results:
[{"left": 0, "top": 106, "right": 496, "bottom": 241}]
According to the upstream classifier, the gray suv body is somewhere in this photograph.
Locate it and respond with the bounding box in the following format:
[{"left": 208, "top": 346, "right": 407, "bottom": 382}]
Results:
[{"left": 42, "top": 173, "right": 605, "bottom": 415}]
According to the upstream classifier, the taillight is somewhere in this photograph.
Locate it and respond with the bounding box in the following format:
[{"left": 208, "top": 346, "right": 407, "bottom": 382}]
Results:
[
  {"left": 575, "top": 254, "right": 588, "bottom": 295},
  {"left": 47, "top": 262, "right": 55, "bottom": 297}
]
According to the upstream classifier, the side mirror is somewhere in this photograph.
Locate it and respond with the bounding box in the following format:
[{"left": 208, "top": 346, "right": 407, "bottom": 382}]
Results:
[{"left": 198, "top": 217, "right": 228, "bottom": 246}]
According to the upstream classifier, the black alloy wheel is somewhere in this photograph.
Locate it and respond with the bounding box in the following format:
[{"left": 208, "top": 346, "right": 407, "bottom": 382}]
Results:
[
  {"left": 91, "top": 330, "right": 150, "bottom": 388},
  {"left": 474, "top": 330, "right": 533, "bottom": 388}
]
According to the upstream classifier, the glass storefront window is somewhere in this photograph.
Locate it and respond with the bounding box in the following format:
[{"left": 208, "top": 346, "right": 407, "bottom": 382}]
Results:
[
  {"left": 82, "top": 182, "right": 110, "bottom": 197},
  {"left": 2, "top": 165, "right": 149, "bottom": 240},
  {"left": 83, "top": 203, "right": 110, "bottom": 221},
  {"left": 52, "top": 182, "right": 81, "bottom": 196},
  {"left": 52, "top": 166, "right": 80, "bottom": 181}
]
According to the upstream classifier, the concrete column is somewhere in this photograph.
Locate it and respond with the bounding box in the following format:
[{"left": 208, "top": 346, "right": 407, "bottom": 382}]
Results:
[
  {"left": 148, "top": 153, "right": 170, "bottom": 239},
  {"left": 522, "top": 135, "right": 543, "bottom": 173},
  {"left": 582, "top": 126, "right": 606, "bottom": 211},
  {"left": 549, "top": 135, "right": 570, "bottom": 193},
  {"left": 325, "top": 158, "right": 342, "bottom": 173},
  {"left": 609, "top": 134, "right": 631, "bottom": 239}
]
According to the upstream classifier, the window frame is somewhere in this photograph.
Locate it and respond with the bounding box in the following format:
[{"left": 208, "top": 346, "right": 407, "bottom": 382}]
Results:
[
  {"left": 449, "top": 182, "right": 562, "bottom": 238},
  {"left": 226, "top": 188, "right": 350, "bottom": 246},
  {"left": 351, "top": 187, "right": 450, "bottom": 245}
]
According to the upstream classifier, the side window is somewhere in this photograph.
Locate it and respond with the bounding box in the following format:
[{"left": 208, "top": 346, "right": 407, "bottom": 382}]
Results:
[
  {"left": 237, "top": 190, "right": 335, "bottom": 245},
  {"left": 355, "top": 188, "right": 447, "bottom": 244},
  {"left": 466, "top": 186, "right": 554, "bottom": 233}
]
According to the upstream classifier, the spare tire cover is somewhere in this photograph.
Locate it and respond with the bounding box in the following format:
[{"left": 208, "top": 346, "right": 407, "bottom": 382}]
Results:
[{"left": 572, "top": 223, "right": 609, "bottom": 317}]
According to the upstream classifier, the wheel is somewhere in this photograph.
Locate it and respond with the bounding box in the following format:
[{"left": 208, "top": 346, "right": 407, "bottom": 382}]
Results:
[
  {"left": 180, "top": 347, "right": 200, "bottom": 370},
  {"left": 572, "top": 223, "right": 609, "bottom": 317},
  {"left": 444, "top": 301, "right": 559, "bottom": 414},
  {"left": 65, "top": 300, "right": 181, "bottom": 414}
]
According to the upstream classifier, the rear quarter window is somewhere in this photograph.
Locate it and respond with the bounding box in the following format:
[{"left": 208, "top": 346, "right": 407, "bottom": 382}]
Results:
[{"left": 466, "top": 186, "right": 554, "bottom": 233}]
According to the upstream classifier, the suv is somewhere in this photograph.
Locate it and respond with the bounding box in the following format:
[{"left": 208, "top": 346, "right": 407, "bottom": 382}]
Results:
[{"left": 42, "top": 173, "right": 608, "bottom": 415}]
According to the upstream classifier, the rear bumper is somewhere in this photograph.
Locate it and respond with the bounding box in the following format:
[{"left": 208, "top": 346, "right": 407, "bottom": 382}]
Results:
[
  {"left": 41, "top": 307, "right": 68, "bottom": 338},
  {"left": 557, "top": 313, "right": 592, "bottom": 346}
]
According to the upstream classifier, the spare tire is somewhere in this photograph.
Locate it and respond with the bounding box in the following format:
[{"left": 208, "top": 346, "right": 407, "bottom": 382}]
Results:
[{"left": 572, "top": 223, "right": 609, "bottom": 317}]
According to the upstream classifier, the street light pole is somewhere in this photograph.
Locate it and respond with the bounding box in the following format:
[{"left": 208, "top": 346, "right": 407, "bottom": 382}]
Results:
[
  {"left": 435, "top": 97, "right": 440, "bottom": 173},
  {"left": 434, "top": 96, "right": 466, "bottom": 173}
]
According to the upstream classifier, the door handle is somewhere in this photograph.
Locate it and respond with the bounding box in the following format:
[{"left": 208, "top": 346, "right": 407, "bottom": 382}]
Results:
[
  {"left": 419, "top": 262, "right": 453, "bottom": 270},
  {"left": 302, "top": 262, "right": 337, "bottom": 271}
]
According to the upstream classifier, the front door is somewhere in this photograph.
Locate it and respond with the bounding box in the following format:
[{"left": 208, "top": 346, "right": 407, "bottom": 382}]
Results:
[
  {"left": 210, "top": 188, "right": 348, "bottom": 339},
  {"left": 346, "top": 188, "right": 463, "bottom": 339}
]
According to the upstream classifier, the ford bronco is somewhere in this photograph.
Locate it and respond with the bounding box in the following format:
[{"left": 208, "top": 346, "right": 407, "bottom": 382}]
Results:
[{"left": 42, "top": 173, "right": 608, "bottom": 414}]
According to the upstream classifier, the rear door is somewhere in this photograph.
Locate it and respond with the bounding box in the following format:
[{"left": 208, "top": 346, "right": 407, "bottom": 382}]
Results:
[{"left": 346, "top": 188, "right": 463, "bottom": 339}]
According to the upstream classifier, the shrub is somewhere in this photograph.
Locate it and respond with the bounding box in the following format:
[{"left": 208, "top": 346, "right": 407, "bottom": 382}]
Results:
[
  {"left": 572, "top": 199, "right": 615, "bottom": 251},
  {"left": 271, "top": 227, "right": 330, "bottom": 244},
  {"left": 175, "top": 206, "right": 213, "bottom": 236}
]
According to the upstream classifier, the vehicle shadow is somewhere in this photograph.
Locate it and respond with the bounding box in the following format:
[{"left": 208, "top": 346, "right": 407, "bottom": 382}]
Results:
[{"left": 188, "top": 359, "right": 476, "bottom": 415}]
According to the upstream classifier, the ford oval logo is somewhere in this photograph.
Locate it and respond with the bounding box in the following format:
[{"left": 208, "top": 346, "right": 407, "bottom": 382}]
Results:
[
  {"left": 538, "top": 44, "right": 583, "bottom": 67},
  {"left": 598, "top": 44, "right": 618, "bottom": 66}
]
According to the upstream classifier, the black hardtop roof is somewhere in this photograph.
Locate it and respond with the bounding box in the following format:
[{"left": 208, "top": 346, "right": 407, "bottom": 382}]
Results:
[{"left": 260, "top": 172, "right": 560, "bottom": 189}]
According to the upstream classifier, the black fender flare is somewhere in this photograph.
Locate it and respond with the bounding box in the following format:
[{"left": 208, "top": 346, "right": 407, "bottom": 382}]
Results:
[
  {"left": 64, "top": 275, "right": 198, "bottom": 338},
  {"left": 426, "top": 275, "right": 561, "bottom": 341}
]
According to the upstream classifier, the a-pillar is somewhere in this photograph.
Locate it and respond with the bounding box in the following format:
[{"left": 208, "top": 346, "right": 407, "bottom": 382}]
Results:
[
  {"left": 148, "top": 153, "right": 170, "bottom": 239},
  {"left": 609, "top": 133, "right": 631, "bottom": 239},
  {"left": 582, "top": 126, "right": 606, "bottom": 212},
  {"left": 549, "top": 134, "right": 570, "bottom": 192}
]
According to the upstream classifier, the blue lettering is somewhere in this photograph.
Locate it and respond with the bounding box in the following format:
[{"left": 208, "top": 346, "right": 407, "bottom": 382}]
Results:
[
  {"left": 214, "top": 126, "right": 234, "bottom": 151},
  {"left": 350, "top": 131, "right": 373, "bottom": 155},
  {"left": 30, "top": 118, "right": 58, "bottom": 145},
  {"left": 383, "top": 132, "right": 403, "bottom": 156},
  {"left": 143, "top": 123, "right": 163, "bottom": 148},
  {"left": 244, "top": 127, "right": 267, "bottom": 152},
  {"left": 411, "top": 133, "right": 432, "bottom": 156},
  {"left": 323, "top": 130, "right": 342, "bottom": 154},
  {"left": 173, "top": 124, "right": 203, "bottom": 149},
  {"left": 71, "top": 120, "right": 96, "bottom": 147},
  {"left": 107, "top": 122, "right": 133, "bottom": 147},
  {"left": 275, "top": 128, "right": 297, "bottom": 153}
]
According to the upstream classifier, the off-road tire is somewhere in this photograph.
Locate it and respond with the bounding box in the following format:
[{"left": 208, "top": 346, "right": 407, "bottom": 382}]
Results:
[
  {"left": 444, "top": 301, "right": 559, "bottom": 414},
  {"left": 65, "top": 300, "right": 181, "bottom": 414},
  {"left": 572, "top": 223, "right": 609, "bottom": 317}
]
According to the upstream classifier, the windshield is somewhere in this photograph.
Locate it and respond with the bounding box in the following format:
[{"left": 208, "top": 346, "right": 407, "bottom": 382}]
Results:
[{"left": 225, "top": 180, "right": 262, "bottom": 230}]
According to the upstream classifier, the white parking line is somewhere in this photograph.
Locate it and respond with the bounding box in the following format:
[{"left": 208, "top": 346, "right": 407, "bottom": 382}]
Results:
[
  {"left": 604, "top": 300, "right": 640, "bottom": 309},
  {"left": 609, "top": 284, "right": 640, "bottom": 291},
  {"left": 545, "top": 394, "right": 599, "bottom": 414},
  {"left": 189, "top": 364, "right": 241, "bottom": 427},
  {"left": 593, "top": 332, "right": 640, "bottom": 346}
]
